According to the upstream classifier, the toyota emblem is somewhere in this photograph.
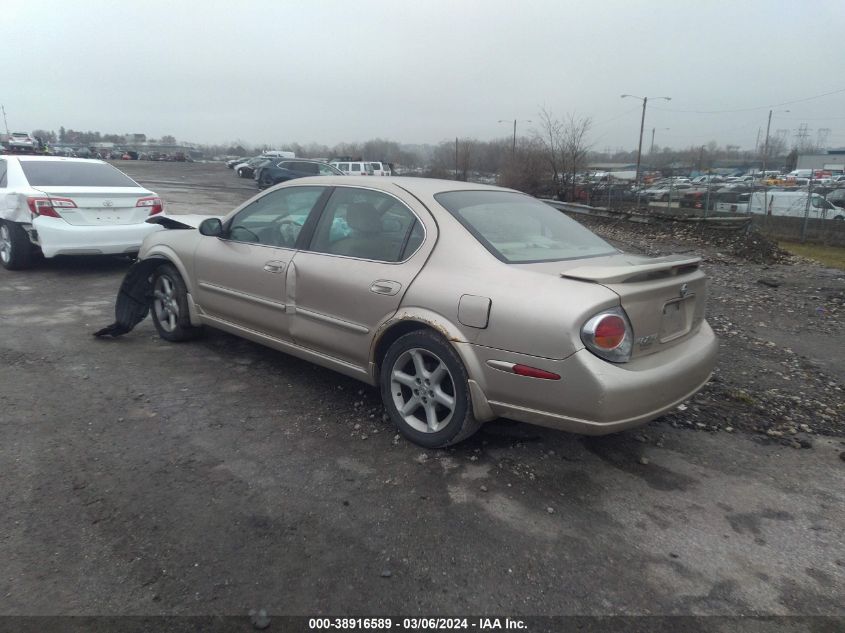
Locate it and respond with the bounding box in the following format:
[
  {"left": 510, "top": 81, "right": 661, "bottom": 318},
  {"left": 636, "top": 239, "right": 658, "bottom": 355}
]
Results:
[{"left": 102, "top": 199, "right": 114, "bottom": 207}]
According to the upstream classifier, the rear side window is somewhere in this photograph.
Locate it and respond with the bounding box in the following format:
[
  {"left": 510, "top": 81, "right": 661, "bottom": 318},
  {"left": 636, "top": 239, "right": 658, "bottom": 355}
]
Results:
[
  {"left": 293, "top": 162, "right": 320, "bottom": 175},
  {"left": 319, "top": 164, "right": 342, "bottom": 175},
  {"left": 309, "top": 187, "right": 419, "bottom": 262},
  {"left": 435, "top": 190, "right": 614, "bottom": 263},
  {"left": 351, "top": 164, "right": 361, "bottom": 172},
  {"left": 0, "top": 160, "right": 7, "bottom": 187},
  {"left": 20, "top": 161, "right": 138, "bottom": 187}
]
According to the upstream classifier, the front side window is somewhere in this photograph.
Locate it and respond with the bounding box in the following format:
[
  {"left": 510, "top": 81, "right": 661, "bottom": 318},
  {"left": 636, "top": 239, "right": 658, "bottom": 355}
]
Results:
[
  {"left": 228, "top": 186, "right": 325, "bottom": 248},
  {"left": 435, "top": 190, "right": 615, "bottom": 263},
  {"left": 351, "top": 164, "right": 361, "bottom": 172},
  {"left": 20, "top": 160, "right": 138, "bottom": 187},
  {"left": 309, "top": 187, "right": 419, "bottom": 262}
]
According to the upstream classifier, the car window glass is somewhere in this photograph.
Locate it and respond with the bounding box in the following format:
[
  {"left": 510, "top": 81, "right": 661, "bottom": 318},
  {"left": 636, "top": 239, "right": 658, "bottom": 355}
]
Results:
[
  {"left": 0, "top": 160, "right": 7, "bottom": 187},
  {"left": 401, "top": 220, "right": 424, "bottom": 259},
  {"left": 319, "top": 164, "right": 340, "bottom": 175},
  {"left": 294, "top": 162, "right": 319, "bottom": 175},
  {"left": 435, "top": 190, "right": 615, "bottom": 263},
  {"left": 19, "top": 160, "right": 138, "bottom": 187},
  {"left": 228, "top": 186, "right": 324, "bottom": 248},
  {"left": 351, "top": 164, "right": 361, "bottom": 172},
  {"left": 309, "top": 187, "right": 417, "bottom": 262}
]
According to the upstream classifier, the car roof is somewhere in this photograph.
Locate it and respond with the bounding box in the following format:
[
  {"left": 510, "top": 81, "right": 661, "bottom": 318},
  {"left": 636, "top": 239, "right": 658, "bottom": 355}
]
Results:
[
  {"left": 4, "top": 155, "right": 107, "bottom": 164},
  {"left": 287, "top": 176, "right": 516, "bottom": 196}
]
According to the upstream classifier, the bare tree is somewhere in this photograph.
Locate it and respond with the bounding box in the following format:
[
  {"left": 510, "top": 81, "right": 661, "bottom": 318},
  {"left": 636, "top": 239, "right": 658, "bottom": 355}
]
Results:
[
  {"left": 560, "top": 113, "right": 592, "bottom": 201},
  {"left": 534, "top": 107, "right": 565, "bottom": 195}
]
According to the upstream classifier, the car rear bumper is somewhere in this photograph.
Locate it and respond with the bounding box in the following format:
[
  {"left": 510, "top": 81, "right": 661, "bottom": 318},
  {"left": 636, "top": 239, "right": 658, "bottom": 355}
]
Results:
[
  {"left": 32, "top": 216, "right": 163, "bottom": 257},
  {"left": 457, "top": 321, "right": 718, "bottom": 435}
]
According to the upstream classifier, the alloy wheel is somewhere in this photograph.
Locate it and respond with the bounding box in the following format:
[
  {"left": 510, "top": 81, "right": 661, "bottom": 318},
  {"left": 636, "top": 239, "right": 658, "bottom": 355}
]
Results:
[
  {"left": 0, "top": 224, "right": 11, "bottom": 264},
  {"left": 153, "top": 274, "right": 180, "bottom": 333},
  {"left": 390, "top": 348, "right": 456, "bottom": 433}
]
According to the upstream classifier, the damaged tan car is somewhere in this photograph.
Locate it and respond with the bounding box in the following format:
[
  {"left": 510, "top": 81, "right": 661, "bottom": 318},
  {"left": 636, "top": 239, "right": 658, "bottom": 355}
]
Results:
[{"left": 96, "top": 178, "right": 717, "bottom": 448}]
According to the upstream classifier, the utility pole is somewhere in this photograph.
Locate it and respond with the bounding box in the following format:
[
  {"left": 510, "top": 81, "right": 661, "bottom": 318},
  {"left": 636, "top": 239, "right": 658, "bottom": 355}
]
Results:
[
  {"left": 801, "top": 176, "right": 814, "bottom": 243},
  {"left": 622, "top": 94, "right": 671, "bottom": 208},
  {"left": 1, "top": 105, "right": 9, "bottom": 137},
  {"left": 761, "top": 109, "right": 788, "bottom": 219},
  {"left": 762, "top": 109, "right": 772, "bottom": 222},
  {"left": 498, "top": 119, "right": 531, "bottom": 158},
  {"left": 455, "top": 137, "right": 459, "bottom": 181}
]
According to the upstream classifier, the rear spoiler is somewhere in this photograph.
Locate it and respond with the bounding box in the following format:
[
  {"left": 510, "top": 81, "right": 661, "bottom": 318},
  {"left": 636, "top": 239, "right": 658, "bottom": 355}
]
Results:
[{"left": 561, "top": 255, "right": 701, "bottom": 284}]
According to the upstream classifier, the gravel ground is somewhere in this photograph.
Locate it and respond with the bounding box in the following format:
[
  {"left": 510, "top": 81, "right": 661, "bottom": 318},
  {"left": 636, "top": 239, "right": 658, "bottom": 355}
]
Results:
[{"left": 1, "top": 162, "right": 843, "bottom": 621}]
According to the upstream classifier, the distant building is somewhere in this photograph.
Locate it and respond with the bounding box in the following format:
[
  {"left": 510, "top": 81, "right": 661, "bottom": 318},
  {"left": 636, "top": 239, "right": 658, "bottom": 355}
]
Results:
[{"left": 797, "top": 150, "right": 845, "bottom": 174}]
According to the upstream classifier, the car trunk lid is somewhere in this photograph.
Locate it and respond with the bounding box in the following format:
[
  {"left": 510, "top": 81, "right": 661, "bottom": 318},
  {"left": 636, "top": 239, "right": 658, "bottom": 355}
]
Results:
[
  {"left": 30, "top": 187, "right": 154, "bottom": 226},
  {"left": 560, "top": 254, "right": 707, "bottom": 358}
]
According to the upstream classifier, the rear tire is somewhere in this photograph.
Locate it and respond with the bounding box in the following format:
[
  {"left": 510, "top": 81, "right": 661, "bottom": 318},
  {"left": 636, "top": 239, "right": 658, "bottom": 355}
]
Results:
[
  {"left": 0, "top": 221, "right": 36, "bottom": 270},
  {"left": 150, "top": 264, "right": 203, "bottom": 342},
  {"left": 380, "top": 330, "right": 482, "bottom": 448}
]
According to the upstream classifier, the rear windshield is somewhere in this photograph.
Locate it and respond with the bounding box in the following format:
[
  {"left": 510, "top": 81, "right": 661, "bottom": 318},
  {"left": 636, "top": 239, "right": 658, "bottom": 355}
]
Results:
[
  {"left": 435, "top": 190, "right": 616, "bottom": 263},
  {"left": 20, "top": 161, "right": 138, "bottom": 187}
]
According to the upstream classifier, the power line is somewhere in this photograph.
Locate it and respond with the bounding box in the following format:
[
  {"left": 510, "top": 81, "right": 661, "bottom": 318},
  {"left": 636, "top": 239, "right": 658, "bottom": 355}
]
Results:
[{"left": 649, "top": 87, "right": 845, "bottom": 114}]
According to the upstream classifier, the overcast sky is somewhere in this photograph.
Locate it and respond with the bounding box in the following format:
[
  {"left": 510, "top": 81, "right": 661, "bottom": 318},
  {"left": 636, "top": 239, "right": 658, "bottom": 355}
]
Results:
[{"left": 7, "top": 0, "right": 845, "bottom": 151}]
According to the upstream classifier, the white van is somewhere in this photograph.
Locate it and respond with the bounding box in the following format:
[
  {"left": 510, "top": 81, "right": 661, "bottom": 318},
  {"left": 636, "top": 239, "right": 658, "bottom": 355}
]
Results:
[
  {"left": 747, "top": 191, "right": 844, "bottom": 219},
  {"left": 331, "top": 161, "right": 374, "bottom": 176},
  {"left": 370, "top": 161, "right": 392, "bottom": 176}
]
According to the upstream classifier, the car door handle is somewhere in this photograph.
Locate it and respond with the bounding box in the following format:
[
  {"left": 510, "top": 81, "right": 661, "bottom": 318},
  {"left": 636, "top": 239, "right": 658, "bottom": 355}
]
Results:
[
  {"left": 370, "top": 280, "right": 401, "bottom": 296},
  {"left": 263, "top": 261, "right": 287, "bottom": 274}
]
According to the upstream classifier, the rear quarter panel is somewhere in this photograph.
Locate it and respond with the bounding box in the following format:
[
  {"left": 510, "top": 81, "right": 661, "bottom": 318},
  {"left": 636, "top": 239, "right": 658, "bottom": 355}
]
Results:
[{"left": 399, "top": 202, "right": 619, "bottom": 360}]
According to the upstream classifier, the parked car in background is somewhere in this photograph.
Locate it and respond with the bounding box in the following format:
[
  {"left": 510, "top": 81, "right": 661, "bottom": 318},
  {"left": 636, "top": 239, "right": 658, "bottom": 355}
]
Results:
[
  {"left": 331, "top": 161, "right": 375, "bottom": 176},
  {"left": 97, "top": 178, "right": 717, "bottom": 448},
  {"left": 747, "top": 191, "right": 844, "bottom": 219},
  {"left": 227, "top": 157, "right": 248, "bottom": 169},
  {"left": 827, "top": 189, "right": 845, "bottom": 209},
  {"left": 256, "top": 159, "right": 342, "bottom": 189},
  {"left": 0, "top": 156, "right": 163, "bottom": 269},
  {"left": 235, "top": 157, "right": 272, "bottom": 178},
  {"left": 5, "top": 132, "right": 37, "bottom": 152},
  {"left": 643, "top": 183, "right": 692, "bottom": 201},
  {"left": 370, "top": 161, "right": 392, "bottom": 176}
]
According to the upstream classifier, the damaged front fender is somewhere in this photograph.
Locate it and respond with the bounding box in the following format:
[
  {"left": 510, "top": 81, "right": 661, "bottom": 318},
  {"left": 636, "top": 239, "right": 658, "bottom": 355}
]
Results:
[{"left": 93, "top": 257, "right": 168, "bottom": 338}]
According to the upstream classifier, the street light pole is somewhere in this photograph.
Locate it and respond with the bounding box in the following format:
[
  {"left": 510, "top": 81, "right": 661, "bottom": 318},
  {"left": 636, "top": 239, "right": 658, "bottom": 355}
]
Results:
[{"left": 622, "top": 94, "right": 671, "bottom": 208}]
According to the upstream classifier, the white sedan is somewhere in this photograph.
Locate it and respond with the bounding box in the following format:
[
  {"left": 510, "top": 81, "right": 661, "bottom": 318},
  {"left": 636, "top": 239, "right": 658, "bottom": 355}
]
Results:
[{"left": 0, "top": 156, "right": 163, "bottom": 270}]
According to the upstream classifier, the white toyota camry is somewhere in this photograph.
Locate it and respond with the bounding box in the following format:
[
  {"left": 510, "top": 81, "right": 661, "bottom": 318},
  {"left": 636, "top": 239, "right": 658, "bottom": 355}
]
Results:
[{"left": 0, "top": 156, "right": 163, "bottom": 269}]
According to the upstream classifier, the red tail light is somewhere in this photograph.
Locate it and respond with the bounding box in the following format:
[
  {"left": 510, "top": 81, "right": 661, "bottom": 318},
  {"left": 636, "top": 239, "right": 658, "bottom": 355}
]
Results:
[
  {"left": 27, "top": 196, "right": 76, "bottom": 218},
  {"left": 136, "top": 196, "right": 163, "bottom": 215},
  {"left": 581, "top": 308, "right": 633, "bottom": 363},
  {"left": 593, "top": 315, "right": 626, "bottom": 349}
]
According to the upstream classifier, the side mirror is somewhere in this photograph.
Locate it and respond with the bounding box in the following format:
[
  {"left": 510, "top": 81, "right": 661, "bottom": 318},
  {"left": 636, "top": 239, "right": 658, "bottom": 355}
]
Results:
[{"left": 199, "top": 218, "right": 224, "bottom": 237}]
